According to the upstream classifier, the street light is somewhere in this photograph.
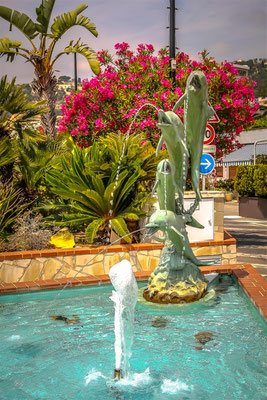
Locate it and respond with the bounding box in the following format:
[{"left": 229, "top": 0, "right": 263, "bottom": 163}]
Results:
[
  {"left": 74, "top": 53, "right": 77, "bottom": 91},
  {"left": 167, "top": 0, "right": 178, "bottom": 85}
]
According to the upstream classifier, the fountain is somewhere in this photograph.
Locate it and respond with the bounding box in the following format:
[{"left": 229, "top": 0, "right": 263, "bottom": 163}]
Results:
[
  {"left": 143, "top": 71, "right": 216, "bottom": 304},
  {"left": 105, "top": 71, "right": 217, "bottom": 379},
  {"left": 109, "top": 259, "right": 138, "bottom": 380}
]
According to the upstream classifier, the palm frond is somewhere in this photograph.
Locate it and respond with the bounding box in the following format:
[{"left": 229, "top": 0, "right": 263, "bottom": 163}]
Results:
[
  {"left": 0, "top": 37, "right": 24, "bottom": 62},
  {"left": 0, "top": 76, "right": 47, "bottom": 133},
  {"left": 35, "top": 0, "right": 55, "bottom": 34},
  {"left": 111, "top": 217, "right": 132, "bottom": 243},
  {"left": 62, "top": 39, "right": 100, "bottom": 75},
  {"left": 0, "top": 136, "right": 16, "bottom": 167},
  {"left": 0, "top": 6, "right": 38, "bottom": 41},
  {"left": 50, "top": 5, "right": 97, "bottom": 39},
  {"left": 85, "top": 218, "right": 105, "bottom": 243}
]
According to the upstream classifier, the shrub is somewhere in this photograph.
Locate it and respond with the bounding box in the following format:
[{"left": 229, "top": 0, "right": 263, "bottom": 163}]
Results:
[
  {"left": 254, "top": 165, "right": 267, "bottom": 197},
  {"left": 59, "top": 44, "right": 258, "bottom": 157},
  {"left": 234, "top": 165, "right": 267, "bottom": 197},
  {"left": 41, "top": 133, "right": 161, "bottom": 243},
  {"left": 0, "top": 212, "right": 58, "bottom": 251},
  {"left": 214, "top": 178, "right": 234, "bottom": 192}
]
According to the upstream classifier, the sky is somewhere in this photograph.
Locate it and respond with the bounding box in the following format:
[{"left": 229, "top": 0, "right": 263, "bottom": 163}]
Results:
[{"left": 0, "top": 0, "right": 266, "bottom": 83}]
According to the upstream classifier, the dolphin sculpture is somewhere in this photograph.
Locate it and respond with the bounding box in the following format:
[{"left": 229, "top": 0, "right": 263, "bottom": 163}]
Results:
[
  {"left": 156, "top": 110, "right": 188, "bottom": 200},
  {"left": 152, "top": 159, "right": 176, "bottom": 212},
  {"left": 172, "top": 71, "right": 214, "bottom": 200},
  {"left": 146, "top": 210, "right": 211, "bottom": 267},
  {"left": 152, "top": 159, "right": 204, "bottom": 230}
]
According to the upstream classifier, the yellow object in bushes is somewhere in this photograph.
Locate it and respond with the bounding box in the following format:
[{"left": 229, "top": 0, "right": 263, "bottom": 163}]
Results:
[{"left": 50, "top": 228, "right": 75, "bottom": 248}]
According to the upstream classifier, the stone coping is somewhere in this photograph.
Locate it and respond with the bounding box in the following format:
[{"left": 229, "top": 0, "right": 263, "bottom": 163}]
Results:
[
  {"left": 184, "top": 191, "right": 225, "bottom": 198},
  {"left": 0, "top": 264, "right": 265, "bottom": 321},
  {"left": 0, "top": 231, "right": 236, "bottom": 261}
]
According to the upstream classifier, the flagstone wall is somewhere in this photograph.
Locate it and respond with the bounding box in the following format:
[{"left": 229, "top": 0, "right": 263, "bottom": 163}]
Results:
[{"left": 0, "top": 234, "right": 236, "bottom": 284}]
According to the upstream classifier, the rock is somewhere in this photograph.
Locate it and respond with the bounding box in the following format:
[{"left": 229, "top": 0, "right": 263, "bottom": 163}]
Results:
[
  {"left": 50, "top": 315, "right": 80, "bottom": 324},
  {"left": 194, "top": 331, "right": 215, "bottom": 345},
  {"left": 152, "top": 316, "right": 168, "bottom": 328},
  {"left": 49, "top": 228, "right": 75, "bottom": 249}
]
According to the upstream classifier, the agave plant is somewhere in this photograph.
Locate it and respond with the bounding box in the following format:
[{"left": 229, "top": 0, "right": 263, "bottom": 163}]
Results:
[
  {"left": 41, "top": 132, "right": 164, "bottom": 243},
  {"left": 0, "top": 1, "right": 100, "bottom": 137}
]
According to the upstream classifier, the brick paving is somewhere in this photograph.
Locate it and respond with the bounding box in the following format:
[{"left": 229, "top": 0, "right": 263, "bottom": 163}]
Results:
[{"left": 224, "top": 201, "right": 267, "bottom": 277}]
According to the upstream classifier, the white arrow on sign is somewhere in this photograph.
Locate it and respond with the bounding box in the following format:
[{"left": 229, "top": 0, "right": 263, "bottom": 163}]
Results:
[{"left": 201, "top": 158, "right": 212, "bottom": 169}]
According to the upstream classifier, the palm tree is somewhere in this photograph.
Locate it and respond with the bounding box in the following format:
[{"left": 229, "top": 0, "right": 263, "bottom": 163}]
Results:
[
  {"left": 0, "top": 1, "right": 100, "bottom": 137},
  {"left": 0, "top": 75, "right": 47, "bottom": 182}
]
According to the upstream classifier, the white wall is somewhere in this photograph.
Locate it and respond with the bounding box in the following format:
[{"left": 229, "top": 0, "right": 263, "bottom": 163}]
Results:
[{"left": 238, "top": 129, "right": 267, "bottom": 145}]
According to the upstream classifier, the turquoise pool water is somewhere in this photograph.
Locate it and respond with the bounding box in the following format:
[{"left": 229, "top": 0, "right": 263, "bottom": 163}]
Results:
[{"left": 0, "top": 275, "right": 266, "bottom": 399}]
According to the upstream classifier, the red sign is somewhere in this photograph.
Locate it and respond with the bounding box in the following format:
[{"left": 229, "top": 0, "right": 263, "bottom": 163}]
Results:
[
  {"left": 204, "top": 124, "right": 215, "bottom": 144},
  {"left": 208, "top": 102, "right": 220, "bottom": 123}
]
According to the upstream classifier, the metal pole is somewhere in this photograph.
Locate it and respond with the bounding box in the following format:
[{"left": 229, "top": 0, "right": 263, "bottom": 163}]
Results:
[
  {"left": 202, "top": 175, "right": 205, "bottom": 191},
  {"left": 74, "top": 53, "right": 78, "bottom": 91},
  {"left": 169, "top": 0, "right": 176, "bottom": 84}
]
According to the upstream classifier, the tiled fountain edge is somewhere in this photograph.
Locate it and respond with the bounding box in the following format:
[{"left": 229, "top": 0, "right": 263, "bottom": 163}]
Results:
[
  {"left": 0, "top": 235, "right": 236, "bottom": 260},
  {"left": 0, "top": 264, "right": 266, "bottom": 321}
]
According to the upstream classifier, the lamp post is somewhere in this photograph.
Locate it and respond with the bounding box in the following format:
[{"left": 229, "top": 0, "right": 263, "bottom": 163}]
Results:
[
  {"left": 74, "top": 53, "right": 78, "bottom": 91},
  {"left": 168, "top": 0, "right": 178, "bottom": 85}
]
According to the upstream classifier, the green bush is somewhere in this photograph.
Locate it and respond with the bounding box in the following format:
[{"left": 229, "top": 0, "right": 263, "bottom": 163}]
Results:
[
  {"left": 234, "top": 165, "right": 267, "bottom": 198},
  {"left": 254, "top": 165, "right": 267, "bottom": 197},
  {"left": 41, "top": 133, "right": 162, "bottom": 244}
]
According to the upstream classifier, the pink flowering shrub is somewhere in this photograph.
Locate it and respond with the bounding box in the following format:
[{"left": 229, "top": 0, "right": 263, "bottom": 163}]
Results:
[{"left": 58, "top": 44, "right": 258, "bottom": 157}]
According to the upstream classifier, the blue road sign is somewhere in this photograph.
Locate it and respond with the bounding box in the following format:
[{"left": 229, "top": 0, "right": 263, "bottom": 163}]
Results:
[{"left": 200, "top": 153, "right": 215, "bottom": 175}]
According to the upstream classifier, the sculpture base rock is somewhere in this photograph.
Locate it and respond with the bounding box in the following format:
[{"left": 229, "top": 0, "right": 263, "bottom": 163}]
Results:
[
  {"left": 143, "top": 242, "right": 208, "bottom": 304},
  {"left": 143, "top": 280, "right": 208, "bottom": 304}
]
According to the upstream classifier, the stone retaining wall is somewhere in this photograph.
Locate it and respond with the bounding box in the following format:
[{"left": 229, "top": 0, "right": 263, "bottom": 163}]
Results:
[{"left": 0, "top": 233, "right": 236, "bottom": 283}]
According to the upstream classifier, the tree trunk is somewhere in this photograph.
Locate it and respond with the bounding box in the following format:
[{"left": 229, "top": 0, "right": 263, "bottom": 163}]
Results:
[{"left": 31, "top": 67, "right": 58, "bottom": 138}]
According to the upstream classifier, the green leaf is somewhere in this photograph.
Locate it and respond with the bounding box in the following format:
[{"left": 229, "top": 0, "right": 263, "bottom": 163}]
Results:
[
  {"left": 0, "top": 136, "right": 16, "bottom": 166},
  {"left": 103, "top": 170, "right": 128, "bottom": 205},
  {"left": 63, "top": 39, "right": 100, "bottom": 75},
  {"left": 119, "top": 212, "right": 139, "bottom": 220},
  {"left": 61, "top": 213, "right": 94, "bottom": 225},
  {"left": 50, "top": 5, "right": 97, "bottom": 39},
  {"left": 85, "top": 218, "right": 105, "bottom": 243},
  {"left": 0, "top": 37, "right": 23, "bottom": 62},
  {"left": 0, "top": 6, "right": 38, "bottom": 40},
  {"left": 91, "top": 175, "right": 105, "bottom": 196},
  {"left": 111, "top": 218, "right": 132, "bottom": 243},
  {"left": 116, "top": 170, "right": 140, "bottom": 207},
  {"left": 35, "top": 0, "right": 55, "bottom": 34}
]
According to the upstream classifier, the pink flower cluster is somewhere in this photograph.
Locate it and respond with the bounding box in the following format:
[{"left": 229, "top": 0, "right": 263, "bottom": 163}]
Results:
[{"left": 58, "top": 44, "right": 258, "bottom": 156}]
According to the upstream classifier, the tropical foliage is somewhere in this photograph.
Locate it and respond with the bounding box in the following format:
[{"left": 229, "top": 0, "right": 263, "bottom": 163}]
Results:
[
  {"left": 41, "top": 133, "right": 160, "bottom": 243},
  {"left": 0, "top": 182, "right": 28, "bottom": 239},
  {"left": 0, "top": 0, "right": 100, "bottom": 136},
  {"left": 59, "top": 43, "right": 258, "bottom": 157},
  {"left": 0, "top": 75, "right": 47, "bottom": 182}
]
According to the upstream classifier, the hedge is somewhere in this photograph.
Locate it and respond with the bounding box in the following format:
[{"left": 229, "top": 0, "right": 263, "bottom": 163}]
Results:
[{"left": 234, "top": 165, "right": 267, "bottom": 198}]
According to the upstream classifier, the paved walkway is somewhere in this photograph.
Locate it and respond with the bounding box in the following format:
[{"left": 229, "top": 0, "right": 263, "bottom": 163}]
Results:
[{"left": 224, "top": 201, "right": 267, "bottom": 278}]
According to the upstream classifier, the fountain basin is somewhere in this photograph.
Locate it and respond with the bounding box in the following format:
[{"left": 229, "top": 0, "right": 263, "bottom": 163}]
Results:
[
  {"left": 0, "top": 263, "right": 266, "bottom": 320},
  {"left": 0, "top": 270, "right": 266, "bottom": 400}
]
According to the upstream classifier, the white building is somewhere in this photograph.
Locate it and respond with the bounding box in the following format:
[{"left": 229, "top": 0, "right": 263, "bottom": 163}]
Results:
[{"left": 216, "top": 129, "right": 267, "bottom": 179}]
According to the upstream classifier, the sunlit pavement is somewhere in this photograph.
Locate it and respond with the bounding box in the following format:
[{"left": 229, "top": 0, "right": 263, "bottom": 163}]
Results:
[{"left": 224, "top": 201, "right": 267, "bottom": 278}]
